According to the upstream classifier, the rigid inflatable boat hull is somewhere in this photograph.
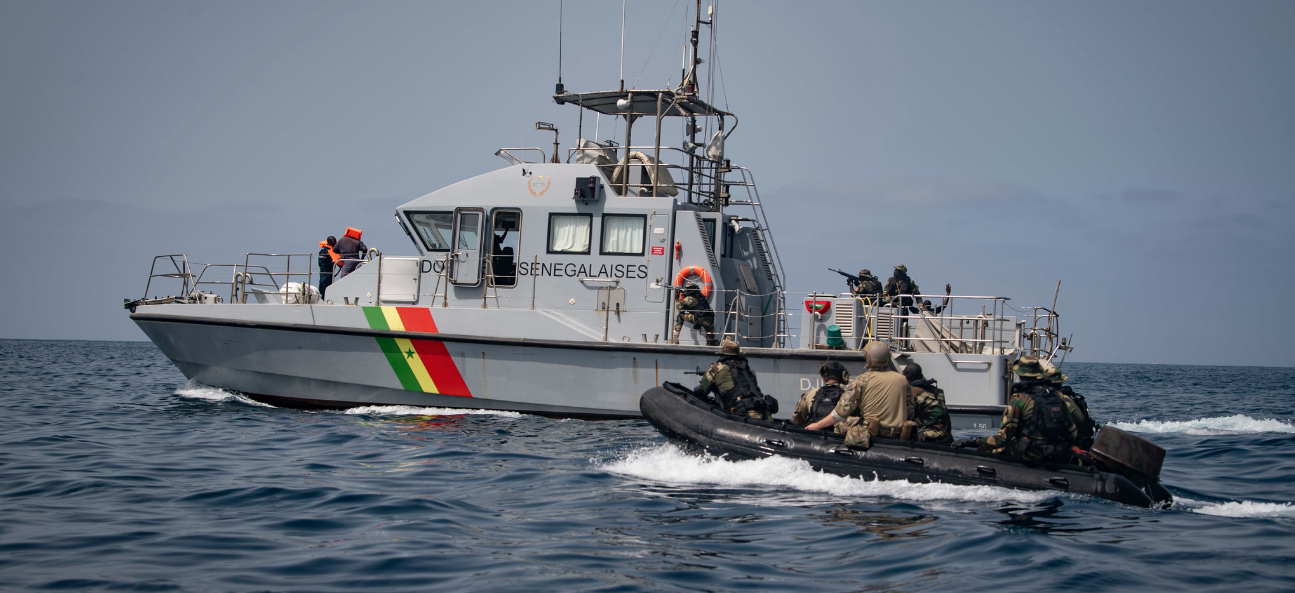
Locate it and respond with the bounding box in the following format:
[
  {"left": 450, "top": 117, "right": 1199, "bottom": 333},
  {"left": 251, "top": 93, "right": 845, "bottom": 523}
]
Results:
[{"left": 640, "top": 384, "right": 1169, "bottom": 508}]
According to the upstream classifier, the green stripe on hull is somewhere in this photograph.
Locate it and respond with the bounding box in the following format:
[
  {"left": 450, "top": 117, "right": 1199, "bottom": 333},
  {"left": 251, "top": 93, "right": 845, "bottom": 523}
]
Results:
[
  {"left": 362, "top": 306, "right": 420, "bottom": 392},
  {"left": 362, "top": 306, "right": 390, "bottom": 330},
  {"left": 375, "top": 337, "right": 422, "bottom": 392}
]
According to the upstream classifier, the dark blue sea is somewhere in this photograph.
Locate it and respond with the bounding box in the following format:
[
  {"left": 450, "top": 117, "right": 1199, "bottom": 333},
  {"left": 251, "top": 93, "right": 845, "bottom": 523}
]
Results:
[{"left": 2, "top": 339, "right": 1293, "bottom": 592}]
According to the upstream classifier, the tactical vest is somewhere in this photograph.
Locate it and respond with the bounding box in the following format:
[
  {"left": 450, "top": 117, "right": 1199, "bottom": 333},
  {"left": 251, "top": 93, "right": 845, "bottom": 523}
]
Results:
[
  {"left": 1021, "top": 385, "right": 1074, "bottom": 457},
  {"left": 914, "top": 380, "right": 952, "bottom": 431},
  {"left": 1062, "top": 387, "right": 1097, "bottom": 448},
  {"left": 810, "top": 383, "right": 844, "bottom": 424}
]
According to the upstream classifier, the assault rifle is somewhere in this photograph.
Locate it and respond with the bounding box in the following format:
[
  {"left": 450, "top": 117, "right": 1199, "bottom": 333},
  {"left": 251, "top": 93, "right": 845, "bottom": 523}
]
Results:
[
  {"left": 828, "top": 268, "right": 862, "bottom": 289},
  {"left": 683, "top": 365, "right": 706, "bottom": 376}
]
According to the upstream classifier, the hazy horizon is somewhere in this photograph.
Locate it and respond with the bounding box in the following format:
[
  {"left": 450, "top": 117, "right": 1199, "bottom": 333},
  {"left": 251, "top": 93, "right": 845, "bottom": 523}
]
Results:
[{"left": 2, "top": 1, "right": 1292, "bottom": 367}]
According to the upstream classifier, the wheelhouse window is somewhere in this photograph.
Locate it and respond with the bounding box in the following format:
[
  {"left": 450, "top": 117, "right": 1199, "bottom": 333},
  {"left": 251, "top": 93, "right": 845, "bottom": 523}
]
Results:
[
  {"left": 406, "top": 211, "right": 454, "bottom": 251},
  {"left": 600, "top": 214, "right": 646, "bottom": 256},
  {"left": 489, "top": 210, "right": 521, "bottom": 287},
  {"left": 548, "top": 213, "right": 592, "bottom": 254}
]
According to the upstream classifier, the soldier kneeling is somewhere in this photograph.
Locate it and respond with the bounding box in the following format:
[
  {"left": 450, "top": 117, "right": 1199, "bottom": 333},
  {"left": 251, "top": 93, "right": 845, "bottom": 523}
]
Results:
[{"left": 697, "top": 340, "right": 776, "bottom": 421}]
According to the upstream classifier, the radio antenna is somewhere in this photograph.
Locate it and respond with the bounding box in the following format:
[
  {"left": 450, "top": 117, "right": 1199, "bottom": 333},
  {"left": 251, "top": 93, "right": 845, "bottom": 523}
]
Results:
[
  {"left": 555, "top": 0, "right": 565, "bottom": 94},
  {"left": 619, "top": 0, "right": 627, "bottom": 91}
]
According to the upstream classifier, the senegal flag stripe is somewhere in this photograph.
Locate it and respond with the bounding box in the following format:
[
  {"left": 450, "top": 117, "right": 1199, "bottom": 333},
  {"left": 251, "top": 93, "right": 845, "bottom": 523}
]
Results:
[
  {"left": 411, "top": 339, "right": 471, "bottom": 396},
  {"left": 382, "top": 307, "right": 407, "bottom": 332},
  {"left": 397, "top": 307, "right": 439, "bottom": 333},
  {"left": 361, "top": 306, "right": 472, "bottom": 397},
  {"left": 393, "top": 337, "right": 439, "bottom": 392},
  {"left": 375, "top": 337, "right": 422, "bottom": 391},
  {"left": 363, "top": 306, "right": 391, "bottom": 331}
]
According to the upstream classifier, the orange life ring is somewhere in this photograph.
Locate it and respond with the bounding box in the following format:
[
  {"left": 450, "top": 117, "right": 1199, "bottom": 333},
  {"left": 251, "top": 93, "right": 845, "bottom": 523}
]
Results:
[{"left": 674, "top": 266, "right": 713, "bottom": 298}]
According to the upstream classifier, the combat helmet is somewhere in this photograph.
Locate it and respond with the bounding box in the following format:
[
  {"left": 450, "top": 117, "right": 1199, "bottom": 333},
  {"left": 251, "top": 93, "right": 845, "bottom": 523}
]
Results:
[
  {"left": 1044, "top": 367, "right": 1068, "bottom": 385},
  {"left": 818, "top": 361, "right": 848, "bottom": 381},
  {"left": 1012, "top": 356, "right": 1046, "bottom": 378},
  {"left": 858, "top": 269, "right": 872, "bottom": 277},
  {"left": 716, "top": 339, "right": 743, "bottom": 356},
  {"left": 863, "top": 341, "right": 892, "bottom": 370},
  {"left": 894, "top": 264, "right": 907, "bottom": 274}
]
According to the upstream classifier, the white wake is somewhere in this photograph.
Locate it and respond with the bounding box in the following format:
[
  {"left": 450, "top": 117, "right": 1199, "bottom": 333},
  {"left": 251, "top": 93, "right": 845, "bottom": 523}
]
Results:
[
  {"left": 1176, "top": 498, "right": 1295, "bottom": 519},
  {"left": 340, "top": 405, "right": 523, "bottom": 418},
  {"left": 174, "top": 380, "right": 274, "bottom": 407},
  {"left": 602, "top": 444, "right": 1055, "bottom": 504},
  {"left": 1108, "top": 414, "right": 1295, "bottom": 435}
]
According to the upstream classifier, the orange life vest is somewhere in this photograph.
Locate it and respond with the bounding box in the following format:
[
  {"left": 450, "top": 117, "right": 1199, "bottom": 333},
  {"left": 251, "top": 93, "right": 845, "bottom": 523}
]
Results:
[
  {"left": 319, "top": 241, "right": 342, "bottom": 263},
  {"left": 344, "top": 227, "right": 363, "bottom": 240}
]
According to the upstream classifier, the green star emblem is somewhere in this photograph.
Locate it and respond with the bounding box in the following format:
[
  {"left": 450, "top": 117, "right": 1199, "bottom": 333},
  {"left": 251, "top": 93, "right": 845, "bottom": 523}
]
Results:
[{"left": 405, "top": 348, "right": 415, "bottom": 359}]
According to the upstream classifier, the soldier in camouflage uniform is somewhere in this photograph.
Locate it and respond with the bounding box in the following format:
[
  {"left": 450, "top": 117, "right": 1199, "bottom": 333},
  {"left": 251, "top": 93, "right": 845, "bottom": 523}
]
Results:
[
  {"left": 805, "top": 342, "right": 914, "bottom": 448},
  {"left": 902, "top": 363, "right": 953, "bottom": 445},
  {"left": 1047, "top": 367, "right": 1099, "bottom": 450},
  {"left": 792, "top": 361, "right": 849, "bottom": 427},
  {"left": 671, "top": 281, "right": 718, "bottom": 346},
  {"left": 883, "top": 264, "right": 921, "bottom": 310},
  {"left": 953, "top": 357, "right": 1077, "bottom": 463},
  {"left": 850, "top": 269, "right": 883, "bottom": 301},
  {"left": 698, "top": 340, "right": 772, "bottom": 420}
]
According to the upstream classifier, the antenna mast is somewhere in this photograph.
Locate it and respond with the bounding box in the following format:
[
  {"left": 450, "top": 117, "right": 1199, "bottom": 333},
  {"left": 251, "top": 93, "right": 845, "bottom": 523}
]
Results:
[
  {"left": 555, "top": 0, "right": 564, "bottom": 94},
  {"left": 618, "top": 0, "right": 627, "bottom": 91}
]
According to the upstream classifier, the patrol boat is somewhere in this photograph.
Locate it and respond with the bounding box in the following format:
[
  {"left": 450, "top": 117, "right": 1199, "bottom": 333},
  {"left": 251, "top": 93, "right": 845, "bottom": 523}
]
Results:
[{"left": 126, "top": 8, "right": 1073, "bottom": 422}]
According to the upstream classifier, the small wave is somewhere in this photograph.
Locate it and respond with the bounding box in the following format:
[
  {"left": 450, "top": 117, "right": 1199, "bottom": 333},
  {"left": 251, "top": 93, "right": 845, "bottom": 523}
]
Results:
[
  {"left": 174, "top": 380, "right": 273, "bottom": 407},
  {"left": 1109, "top": 414, "right": 1295, "bottom": 435},
  {"left": 602, "top": 444, "right": 1053, "bottom": 504},
  {"left": 1184, "top": 500, "right": 1295, "bottom": 519},
  {"left": 340, "top": 405, "right": 523, "bottom": 418}
]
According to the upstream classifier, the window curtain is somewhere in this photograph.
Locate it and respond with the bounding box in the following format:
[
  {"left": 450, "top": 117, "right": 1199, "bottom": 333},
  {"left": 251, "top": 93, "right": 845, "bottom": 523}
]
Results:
[
  {"left": 602, "top": 216, "right": 644, "bottom": 254},
  {"left": 549, "top": 215, "right": 591, "bottom": 252}
]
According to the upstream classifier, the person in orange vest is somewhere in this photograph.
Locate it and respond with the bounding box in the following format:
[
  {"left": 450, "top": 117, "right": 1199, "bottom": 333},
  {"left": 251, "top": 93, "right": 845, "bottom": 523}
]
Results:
[
  {"left": 332, "top": 227, "right": 367, "bottom": 280},
  {"left": 317, "top": 236, "right": 339, "bottom": 294}
]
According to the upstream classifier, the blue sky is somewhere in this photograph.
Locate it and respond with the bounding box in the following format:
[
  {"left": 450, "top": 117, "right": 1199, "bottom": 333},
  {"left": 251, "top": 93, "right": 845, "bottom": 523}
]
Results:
[{"left": 2, "top": 1, "right": 1292, "bottom": 366}]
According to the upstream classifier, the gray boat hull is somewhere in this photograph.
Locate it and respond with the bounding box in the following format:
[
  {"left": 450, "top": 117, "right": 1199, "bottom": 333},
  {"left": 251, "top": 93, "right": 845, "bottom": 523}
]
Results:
[{"left": 133, "top": 311, "right": 1010, "bottom": 421}]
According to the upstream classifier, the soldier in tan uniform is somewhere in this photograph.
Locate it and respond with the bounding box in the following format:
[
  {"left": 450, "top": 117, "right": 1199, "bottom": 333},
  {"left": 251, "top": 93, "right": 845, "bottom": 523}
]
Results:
[{"left": 805, "top": 342, "right": 914, "bottom": 448}]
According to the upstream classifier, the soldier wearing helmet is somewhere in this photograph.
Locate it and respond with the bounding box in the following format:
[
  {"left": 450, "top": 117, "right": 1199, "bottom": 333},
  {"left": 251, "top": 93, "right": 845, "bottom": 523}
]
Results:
[
  {"left": 671, "top": 280, "right": 718, "bottom": 346},
  {"left": 850, "top": 269, "right": 883, "bottom": 301},
  {"left": 805, "top": 342, "right": 914, "bottom": 448},
  {"left": 697, "top": 340, "right": 774, "bottom": 420},
  {"left": 883, "top": 264, "right": 921, "bottom": 311},
  {"left": 953, "top": 356, "right": 1077, "bottom": 462},
  {"left": 791, "top": 361, "right": 851, "bottom": 427}
]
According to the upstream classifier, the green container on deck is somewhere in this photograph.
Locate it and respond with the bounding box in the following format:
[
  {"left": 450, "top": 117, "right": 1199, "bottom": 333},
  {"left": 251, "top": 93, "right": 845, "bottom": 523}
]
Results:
[{"left": 825, "top": 325, "right": 845, "bottom": 349}]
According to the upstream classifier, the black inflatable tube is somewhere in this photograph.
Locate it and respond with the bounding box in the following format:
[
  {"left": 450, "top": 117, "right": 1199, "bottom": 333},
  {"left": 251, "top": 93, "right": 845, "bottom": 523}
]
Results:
[{"left": 640, "top": 383, "right": 1169, "bottom": 508}]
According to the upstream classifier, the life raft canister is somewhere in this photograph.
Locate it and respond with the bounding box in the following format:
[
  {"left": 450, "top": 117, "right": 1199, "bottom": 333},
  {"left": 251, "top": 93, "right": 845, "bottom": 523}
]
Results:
[
  {"left": 344, "top": 226, "right": 363, "bottom": 240},
  {"left": 805, "top": 299, "right": 832, "bottom": 314},
  {"left": 674, "top": 266, "right": 713, "bottom": 298}
]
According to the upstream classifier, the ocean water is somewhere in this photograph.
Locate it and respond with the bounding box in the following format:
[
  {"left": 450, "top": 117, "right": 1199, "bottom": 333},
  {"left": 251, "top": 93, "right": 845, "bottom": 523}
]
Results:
[{"left": 1, "top": 340, "right": 1293, "bottom": 592}]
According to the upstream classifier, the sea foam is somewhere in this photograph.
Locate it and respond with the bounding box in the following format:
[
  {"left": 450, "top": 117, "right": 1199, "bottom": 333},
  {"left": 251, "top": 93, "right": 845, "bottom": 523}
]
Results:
[
  {"left": 602, "top": 444, "right": 1054, "bottom": 504},
  {"left": 1109, "top": 414, "right": 1295, "bottom": 435},
  {"left": 1180, "top": 499, "right": 1295, "bottom": 519},
  {"left": 174, "top": 380, "right": 274, "bottom": 407},
  {"left": 340, "top": 405, "right": 523, "bottom": 418}
]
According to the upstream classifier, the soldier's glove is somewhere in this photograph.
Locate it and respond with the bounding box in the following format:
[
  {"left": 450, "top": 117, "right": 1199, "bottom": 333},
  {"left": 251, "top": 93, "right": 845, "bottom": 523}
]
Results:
[{"left": 951, "top": 438, "right": 980, "bottom": 449}]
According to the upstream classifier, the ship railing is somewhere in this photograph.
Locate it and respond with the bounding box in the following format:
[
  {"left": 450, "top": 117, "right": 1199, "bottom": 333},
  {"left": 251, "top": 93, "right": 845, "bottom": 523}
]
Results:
[
  {"left": 137, "top": 253, "right": 315, "bottom": 305},
  {"left": 790, "top": 291, "right": 1019, "bottom": 360},
  {"left": 141, "top": 255, "right": 194, "bottom": 301},
  {"left": 562, "top": 144, "right": 753, "bottom": 205}
]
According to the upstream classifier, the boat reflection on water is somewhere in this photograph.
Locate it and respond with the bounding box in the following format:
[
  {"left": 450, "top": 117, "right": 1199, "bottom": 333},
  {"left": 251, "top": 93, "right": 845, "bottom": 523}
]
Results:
[{"left": 818, "top": 508, "right": 938, "bottom": 540}]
